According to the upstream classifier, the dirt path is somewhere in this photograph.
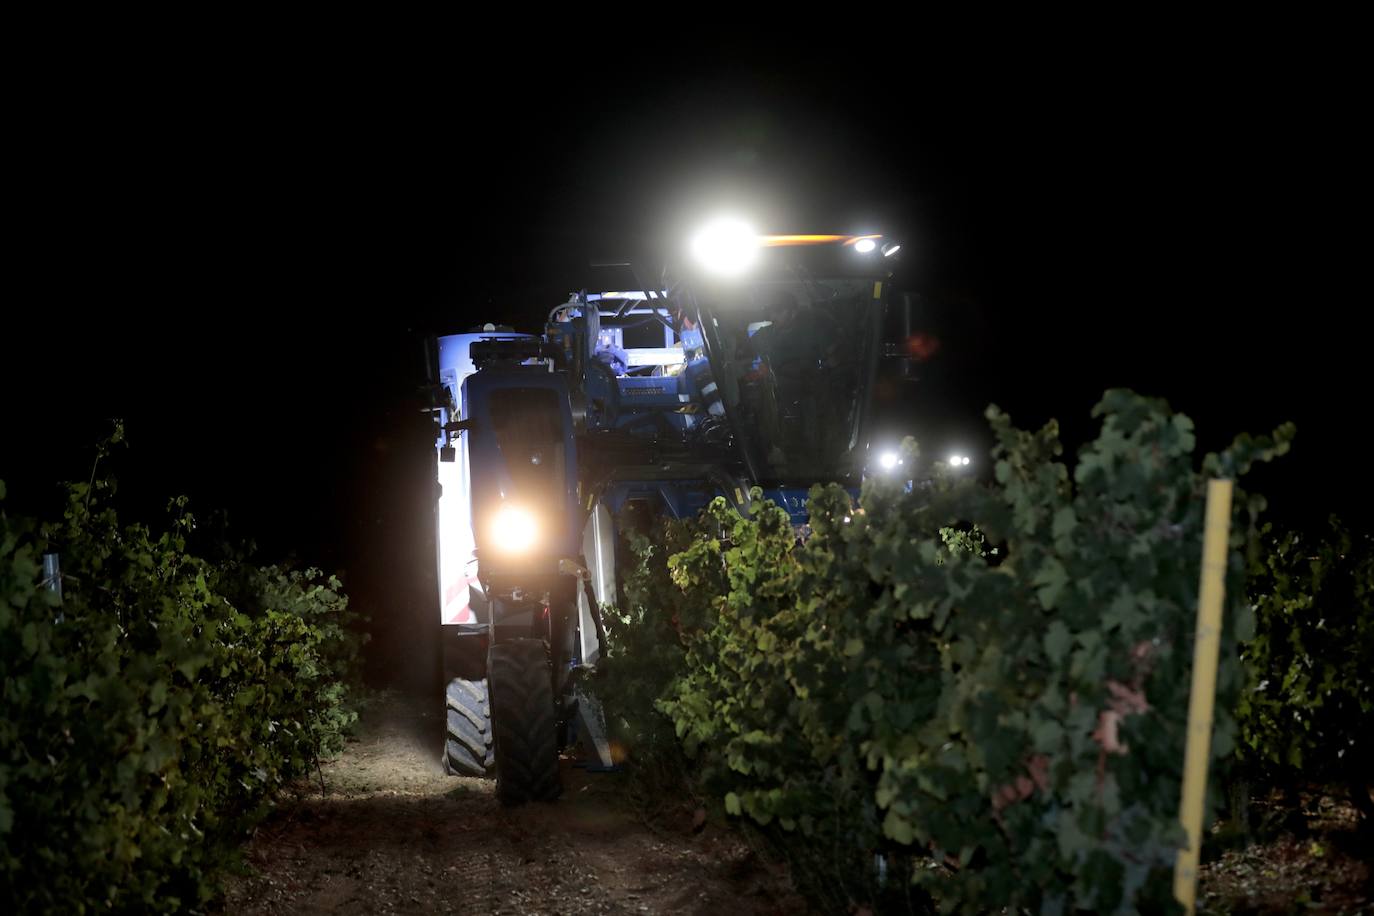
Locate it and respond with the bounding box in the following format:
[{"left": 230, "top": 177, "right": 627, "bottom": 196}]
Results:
[{"left": 222, "top": 692, "right": 807, "bottom": 915}]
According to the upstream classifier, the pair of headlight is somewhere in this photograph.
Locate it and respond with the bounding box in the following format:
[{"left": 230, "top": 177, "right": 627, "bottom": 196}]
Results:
[{"left": 874, "top": 451, "right": 974, "bottom": 473}]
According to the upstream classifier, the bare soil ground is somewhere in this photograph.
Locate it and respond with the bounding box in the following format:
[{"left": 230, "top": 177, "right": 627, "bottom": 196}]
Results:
[
  {"left": 221, "top": 691, "right": 808, "bottom": 915},
  {"left": 221, "top": 690, "right": 1370, "bottom": 914},
  {"left": 1198, "top": 790, "right": 1372, "bottom": 915}
]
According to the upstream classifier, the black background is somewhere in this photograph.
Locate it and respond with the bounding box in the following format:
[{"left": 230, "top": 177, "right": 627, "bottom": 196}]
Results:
[{"left": 4, "top": 40, "right": 1366, "bottom": 681}]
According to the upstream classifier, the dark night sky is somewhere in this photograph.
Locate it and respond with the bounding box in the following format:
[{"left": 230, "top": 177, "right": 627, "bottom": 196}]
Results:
[{"left": 3, "top": 43, "right": 1367, "bottom": 673}]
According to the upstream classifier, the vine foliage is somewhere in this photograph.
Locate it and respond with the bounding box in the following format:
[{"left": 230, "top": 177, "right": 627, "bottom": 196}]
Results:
[
  {"left": 606, "top": 390, "right": 1294, "bottom": 914},
  {"left": 0, "top": 425, "right": 362, "bottom": 913}
]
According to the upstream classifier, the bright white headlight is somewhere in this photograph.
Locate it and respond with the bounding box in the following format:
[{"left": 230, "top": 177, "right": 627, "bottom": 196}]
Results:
[
  {"left": 490, "top": 505, "right": 538, "bottom": 553},
  {"left": 854, "top": 238, "right": 877, "bottom": 254},
  {"left": 691, "top": 218, "right": 759, "bottom": 276},
  {"left": 879, "top": 451, "right": 900, "bottom": 470}
]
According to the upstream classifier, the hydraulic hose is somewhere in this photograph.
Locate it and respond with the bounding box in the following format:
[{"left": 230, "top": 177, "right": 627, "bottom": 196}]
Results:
[{"left": 578, "top": 564, "right": 610, "bottom": 665}]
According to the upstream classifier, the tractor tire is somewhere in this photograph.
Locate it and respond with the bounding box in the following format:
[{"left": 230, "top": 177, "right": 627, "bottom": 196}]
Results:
[
  {"left": 444, "top": 677, "right": 494, "bottom": 777},
  {"left": 487, "top": 638, "right": 561, "bottom": 805}
]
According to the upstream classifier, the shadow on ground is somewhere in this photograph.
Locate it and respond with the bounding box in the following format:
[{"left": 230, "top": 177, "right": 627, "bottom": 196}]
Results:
[{"left": 221, "top": 691, "right": 807, "bottom": 915}]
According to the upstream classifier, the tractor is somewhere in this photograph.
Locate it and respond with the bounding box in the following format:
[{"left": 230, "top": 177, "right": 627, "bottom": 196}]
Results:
[{"left": 424, "top": 223, "right": 913, "bottom": 803}]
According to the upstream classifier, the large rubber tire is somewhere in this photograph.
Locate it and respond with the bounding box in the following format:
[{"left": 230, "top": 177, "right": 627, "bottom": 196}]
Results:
[
  {"left": 444, "top": 677, "right": 494, "bottom": 777},
  {"left": 488, "top": 638, "right": 561, "bottom": 805}
]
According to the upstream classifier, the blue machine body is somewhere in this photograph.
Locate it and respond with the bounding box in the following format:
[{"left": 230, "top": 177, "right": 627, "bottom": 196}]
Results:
[
  {"left": 462, "top": 369, "right": 583, "bottom": 562},
  {"left": 433, "top": 253, "right": 892, "bottom": 636},
  {"left": 425, "top": 239, "right": 920, "bottom": 788}
]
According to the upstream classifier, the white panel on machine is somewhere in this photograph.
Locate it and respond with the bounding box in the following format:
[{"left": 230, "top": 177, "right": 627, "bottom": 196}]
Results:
[
  {"left": 435, "top": 331, "right": 530, "bottom": 627},
  {"left": 577, "top": 502, "right": 617, "bottom": 665}
]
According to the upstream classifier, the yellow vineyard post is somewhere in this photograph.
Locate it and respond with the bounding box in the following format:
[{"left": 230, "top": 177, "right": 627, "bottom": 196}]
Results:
[{"left": 1174, "top": 478, "right": 1234, "bottom": 914}]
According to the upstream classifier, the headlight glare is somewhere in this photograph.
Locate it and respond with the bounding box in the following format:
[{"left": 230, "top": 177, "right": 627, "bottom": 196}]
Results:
[
  {"left": 490, "top": 504, "right": 539, "bottom": 553},
  {"left": 691, "top": 217, "right": 759, "bottom": 276}
]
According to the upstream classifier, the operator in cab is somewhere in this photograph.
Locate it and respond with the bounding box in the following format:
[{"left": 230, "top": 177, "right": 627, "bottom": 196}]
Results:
[{"left": 745, "top": 290, "right": 844, "bottom": 475}]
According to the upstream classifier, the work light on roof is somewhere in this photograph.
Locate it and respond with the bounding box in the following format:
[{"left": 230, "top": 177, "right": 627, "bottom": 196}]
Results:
[{"left": 691, "top": 217, "right": 759, "bottom": 277}]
